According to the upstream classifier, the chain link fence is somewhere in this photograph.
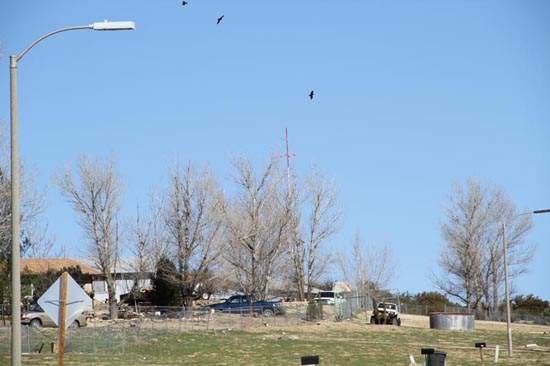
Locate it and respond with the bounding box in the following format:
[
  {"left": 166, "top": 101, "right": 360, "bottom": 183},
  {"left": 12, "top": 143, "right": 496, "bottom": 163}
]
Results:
[
  {"left": 0, "top": 302, "right": 314, "bottom": 356},
  {"left": 0, "top": 324, "right": 45, "bottom": 354},
  {"left": 399, "top": 302, "right": 549, "bottom": 324},
  {"left": 1, "top": 297, "right": 548, "bottom": 356},
  {"left": 336, "top": 295, "right": 550, "bottom": 325}
]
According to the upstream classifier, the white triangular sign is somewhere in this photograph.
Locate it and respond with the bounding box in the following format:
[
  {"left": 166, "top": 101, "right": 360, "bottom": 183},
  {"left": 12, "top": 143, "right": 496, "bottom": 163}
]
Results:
[{"left": 38, "top": 273, "right": 92, "bottom": 329}]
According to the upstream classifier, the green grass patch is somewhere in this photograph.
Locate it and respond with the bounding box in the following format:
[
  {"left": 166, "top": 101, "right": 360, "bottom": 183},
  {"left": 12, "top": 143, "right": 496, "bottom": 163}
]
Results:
[{"left": 1, "top": 320, "right": 549, "bottom": 366}]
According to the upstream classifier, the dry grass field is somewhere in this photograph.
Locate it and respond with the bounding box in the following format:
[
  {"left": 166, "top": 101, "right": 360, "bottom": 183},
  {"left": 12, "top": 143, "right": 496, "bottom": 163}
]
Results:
[{"left": 1, "top": 312, "right": 549, "bottom": 366}]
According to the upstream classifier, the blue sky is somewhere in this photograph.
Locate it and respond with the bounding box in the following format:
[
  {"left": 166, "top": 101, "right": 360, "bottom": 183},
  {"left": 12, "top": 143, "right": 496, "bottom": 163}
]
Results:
[{"left": 1, "top": 1, "right": 549, "bottom": 300}]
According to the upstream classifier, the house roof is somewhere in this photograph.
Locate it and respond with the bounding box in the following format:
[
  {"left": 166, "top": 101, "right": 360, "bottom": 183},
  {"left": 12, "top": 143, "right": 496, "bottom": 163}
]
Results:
[
  {"left": 21, "top": 258, "right": 101, "bottom": 275},
  {"left": 78, "top": 257, "right": 155, "bottom": 274}
]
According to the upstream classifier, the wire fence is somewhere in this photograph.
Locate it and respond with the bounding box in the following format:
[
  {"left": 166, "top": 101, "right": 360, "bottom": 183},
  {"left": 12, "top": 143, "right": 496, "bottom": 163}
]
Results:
[
  {"left": 399, "top": 302, "right": 550, "bottom": 324},
  {"left": 0, "top": 302, "right": 317, "bottom": 356},
  {"left": 335, "top": 295, "right": 550, "bottom": 325},
  {"left": 1, "top": 304, "right": 11, "bottom": 326},
  {"left": 0, "top": 324, "right": 44, "bottom": 354},
  {"left": 399, "top": 303, "right": 471, "bottom": 316},
  {"left": 1, "top": 297, "right": 548, "bottom": 356}
]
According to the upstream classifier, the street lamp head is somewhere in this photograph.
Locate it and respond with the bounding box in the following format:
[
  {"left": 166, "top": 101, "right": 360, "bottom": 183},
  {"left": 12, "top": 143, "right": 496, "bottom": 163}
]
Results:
[
  {"left": 91, "top": 21, "right": 136, "bottom": 31},
  {"left": 533, "top": 209, "right": 550, "bottom": 214}
]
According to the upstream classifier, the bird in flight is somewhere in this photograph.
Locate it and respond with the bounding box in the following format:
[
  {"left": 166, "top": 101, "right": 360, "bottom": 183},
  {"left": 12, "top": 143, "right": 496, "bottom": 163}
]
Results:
[
  {"left": 217, "top": 15, "right": 224, "bottom": 24},
  {"left": 309, "top": 90, "right": 314, "bottom": 100},
  {"left": 182, "top": 1, "right": 188, "bottom": 5}
]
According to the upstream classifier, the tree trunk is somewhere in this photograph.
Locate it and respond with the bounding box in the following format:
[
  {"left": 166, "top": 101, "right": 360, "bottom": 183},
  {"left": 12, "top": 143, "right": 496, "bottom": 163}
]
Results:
[{"left": 107, "top": 278, "right": 118, "bottom": 320}]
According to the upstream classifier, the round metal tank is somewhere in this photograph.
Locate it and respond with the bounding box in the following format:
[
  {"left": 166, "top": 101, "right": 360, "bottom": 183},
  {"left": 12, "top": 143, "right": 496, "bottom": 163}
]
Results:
[{"left": 429, "top": 312, "right": 475, "bottom": 330}]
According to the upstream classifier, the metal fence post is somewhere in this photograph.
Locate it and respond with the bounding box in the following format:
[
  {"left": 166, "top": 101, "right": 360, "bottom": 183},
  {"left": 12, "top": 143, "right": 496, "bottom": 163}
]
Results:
[
  {"left": 25, "top": 326, "right": 30, "bottom": 354},
  {"left": 92, "top": 317, "right": 96, "bottom": 353},
  {"left": 122, "top": 318, "right": 126, "bottom": 356},
  {"left": 107, "top": 325, "right": 111, "bottom": 353}
]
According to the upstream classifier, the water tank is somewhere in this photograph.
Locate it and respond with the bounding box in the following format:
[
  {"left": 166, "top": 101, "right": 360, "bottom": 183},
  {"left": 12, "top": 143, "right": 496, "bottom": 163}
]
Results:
[{"left": 429, "top": 312, "right": 474, "bottom": 330}]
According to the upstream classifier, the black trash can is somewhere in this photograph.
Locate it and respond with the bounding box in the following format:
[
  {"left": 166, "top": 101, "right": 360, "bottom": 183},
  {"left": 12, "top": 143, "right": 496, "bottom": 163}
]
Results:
[
  {"left": 301, "top": 355, "right": 319, "bottom": 365},
  {"left": 427, "top": 351, "right": 446, "bottom": 366}
]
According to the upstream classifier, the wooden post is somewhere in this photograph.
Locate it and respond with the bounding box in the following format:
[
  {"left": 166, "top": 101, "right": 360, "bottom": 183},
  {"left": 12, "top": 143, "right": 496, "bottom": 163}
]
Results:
[
  {"left": 475, "top": 342, "right": 487, "bottom": 364},
  {"left": 480, "top": 347, "right": 484, "bottom": 363},
  {"left": 57, "top": 272, "right": 68, "bottom": 366}
]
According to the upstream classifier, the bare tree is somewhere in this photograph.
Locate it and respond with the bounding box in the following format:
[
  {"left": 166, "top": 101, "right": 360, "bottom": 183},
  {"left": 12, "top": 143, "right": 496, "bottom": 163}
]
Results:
[
  {"left": 162, "top": 163, "right": 226, "bottom": 308},
  {"left": 126, "top": 204, "right": 155, "bottom": 275},
  {"left": 285, "top": 176, "right": 306, "bottom": 300},
  {"left": 57, "top": 154, "right": 123, "bottom": 319},
  {"left": 302, "top": 168, "right": 341, "bottom": 297},
  {"left": 435, "top": 179, "right": 533, "bottom": 313},
  {"left": 21, "top": 222, "right": 60, "bottom": 259},
  {"left": 0, "top": 164, "right": 15, "bottom": 304},
  {"left": 0, "top": 126, "right": 50, "bottom": 303},
  {"left": 0, "top": 148, "right": 48, "bottom": 256},
  {"left": 266, "top": 165, "right": 342, "bottom": 302},
  {"left": 123, "top": 203, "right": 160, "bottom": 306},
  {"left": 143, "top": 192, "right": 171, "bottom": 265},
  {"left": 223, "top": 157, "right": 291, "bottom": 301},
  {"left": 336, "top": 232, "right": 396, "bottom": 297}
]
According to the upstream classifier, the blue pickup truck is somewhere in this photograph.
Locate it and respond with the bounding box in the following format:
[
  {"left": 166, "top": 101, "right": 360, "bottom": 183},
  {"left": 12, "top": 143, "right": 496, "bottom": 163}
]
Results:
[{"left": 208, "top": 294, "right": 282, "bottom": 317}]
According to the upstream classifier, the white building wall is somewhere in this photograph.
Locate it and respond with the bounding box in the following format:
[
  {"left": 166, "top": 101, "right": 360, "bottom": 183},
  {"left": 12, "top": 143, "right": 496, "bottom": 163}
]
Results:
[{"left": 92, "top": 279, "right": 151, "bottom": 303}]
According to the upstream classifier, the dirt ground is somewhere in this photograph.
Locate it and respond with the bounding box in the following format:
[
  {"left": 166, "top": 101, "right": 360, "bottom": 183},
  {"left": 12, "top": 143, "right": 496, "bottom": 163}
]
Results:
[
  {"left": 288, "top": 314, "right": 550, "bottom": 334},
  {"left": 88, "top": 302, "right": 550, "bottom": 336},
  {"left": 246, "top": 313, "right": 550, "bottom": 336},
  {"left": 401, "top": 313, "right": 549, "bottom": 332}
]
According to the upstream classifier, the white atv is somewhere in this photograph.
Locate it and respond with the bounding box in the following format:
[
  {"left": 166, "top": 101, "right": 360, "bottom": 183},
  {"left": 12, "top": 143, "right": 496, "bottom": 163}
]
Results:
[{"left": 370, "top": 302, "right": 401, "bottom": 326}]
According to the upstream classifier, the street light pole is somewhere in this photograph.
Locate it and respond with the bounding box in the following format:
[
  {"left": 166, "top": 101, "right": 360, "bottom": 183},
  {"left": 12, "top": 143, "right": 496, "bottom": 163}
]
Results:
[
  {"left": 502, "top": 208, "right": 550, "bottom": 358},
  {"left": 9, "top": 51, "right": 21, "bottom": 366},
  {"left": 9, "top": 21, "right": 134, "bottom": 366},
  {"left": 502, "top": 221, "right": 512, "bottom": 357}
]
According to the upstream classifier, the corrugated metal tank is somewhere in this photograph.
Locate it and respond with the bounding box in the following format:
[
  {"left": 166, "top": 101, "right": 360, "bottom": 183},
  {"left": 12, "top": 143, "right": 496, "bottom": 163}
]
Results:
[{"left": 429, "top": 312, "right": 475, "bottom": 330}]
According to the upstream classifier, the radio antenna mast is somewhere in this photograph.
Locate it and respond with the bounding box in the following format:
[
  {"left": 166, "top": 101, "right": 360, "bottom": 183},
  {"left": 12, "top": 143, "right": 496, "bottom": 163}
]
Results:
[{"left": 281, "top": 127, "right": 295, "bottom": 193}]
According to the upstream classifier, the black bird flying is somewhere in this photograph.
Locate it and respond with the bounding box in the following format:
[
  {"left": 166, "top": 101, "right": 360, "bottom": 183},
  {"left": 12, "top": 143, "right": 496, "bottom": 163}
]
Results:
[
  {"left": 217, "top": 15, "right": 224, "bottom": 24},
  {"left": 309, "top": 90, "right": 314, "bottom": 100},
  {"left": 182, "top": 1, "right": 188, "bottom": 5}
]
